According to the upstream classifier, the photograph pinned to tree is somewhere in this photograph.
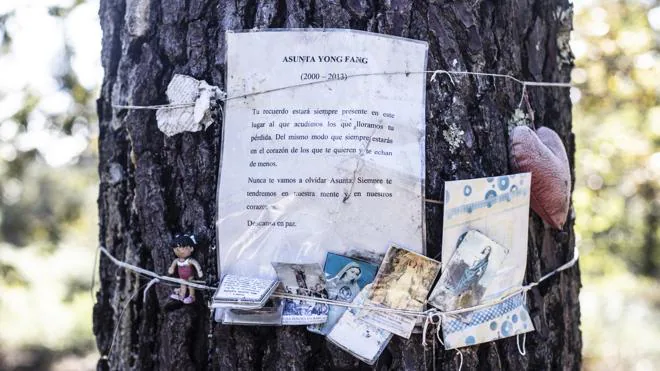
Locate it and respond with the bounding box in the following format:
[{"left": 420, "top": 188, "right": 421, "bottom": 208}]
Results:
[
  {"left": 271, "top": 262, "right": 329, "bottom": 325},
  {"left": 308, "top": 253, "right": 378, "bottom": 335},
  {"left": 361, "top": 245, "right": 441, "bottom": 338}
]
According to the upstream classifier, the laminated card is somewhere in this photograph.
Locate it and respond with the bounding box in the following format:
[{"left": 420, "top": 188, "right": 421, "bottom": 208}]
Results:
[
  {"left": 308, "top": 253, "right": 378, "bottom": 335},
  {"left": 216, "top": 30, "right": 428, "bottom": 286},
  {"left": 212, "top": 275, "right": 279, "bottom": 309},
  {"left": 272, "top": 262, "right": 329, "bottom": 325},
  {"left": 327, "top": 284, "right": 393, "bottom": 365},
  {"left": 362, "top": 245, "right": 441, "bottom": 338}
]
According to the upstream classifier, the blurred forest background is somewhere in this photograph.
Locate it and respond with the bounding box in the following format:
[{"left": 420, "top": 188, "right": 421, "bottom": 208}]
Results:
[{"left": 0, "top": 0, "right": 658, "bottom": 370}]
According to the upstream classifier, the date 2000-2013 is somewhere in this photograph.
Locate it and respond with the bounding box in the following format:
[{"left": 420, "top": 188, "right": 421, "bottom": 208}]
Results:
[{"left": 300, "top": 72, "right": 348, "bottom": 81}]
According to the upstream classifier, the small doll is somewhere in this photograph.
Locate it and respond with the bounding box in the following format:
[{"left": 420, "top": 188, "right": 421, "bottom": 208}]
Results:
[{"left": 167, "top": 234, "right": 203, "bottom": 304}]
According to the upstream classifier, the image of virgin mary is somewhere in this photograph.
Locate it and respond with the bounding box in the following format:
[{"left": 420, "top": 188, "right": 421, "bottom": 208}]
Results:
[
  {"left": 326, "top": 262, "right": 362, "bottom": 301},
  {"left": 451, "top": 246, "right": 491, "bottom": 295},
  {"left": 309, "top": 261, "right": 363, "bottom": 335}
]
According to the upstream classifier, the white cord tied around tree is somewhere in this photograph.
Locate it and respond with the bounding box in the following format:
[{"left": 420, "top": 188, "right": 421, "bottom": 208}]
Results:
[
  {"left": 110, "top": 69, "right": 572, "bottom": 136},
  {"left": 516, "top": 289, "right": 529, "bottom": 356},
  {"left": 517, "top": 329, "right": 527, "bottom": 356},
  {"left": 421, "top": 311, "right": 465, "bottom": 371},
  {"left": 97, "top": 245, "right": 579, "bottom": 316},
  {"left": 521, "top": 246, "right": 580, "bottom": 291},
  {"left": 104, "top": 280, "right": 150, "bottom": 360},
  {"left": 97, "top": 244, "right": 579, "bottom": 321},
  {"left": 97, "top": 244, "right": 578, "bottom": 363},
  {"left": 422, "top": 312, "right": 443, "bottom": 371},
  {"left": 112, "top": 69, "right": 571, "bottom": 110},
  {"left": 143, "top": 278, "right": 160, "bottom": 302},
  {"left": 111, "top": 102, "right": 199, "bottom": 110},
  {"left": 99, "top": 246, "right": 217, "bottom": 291}
]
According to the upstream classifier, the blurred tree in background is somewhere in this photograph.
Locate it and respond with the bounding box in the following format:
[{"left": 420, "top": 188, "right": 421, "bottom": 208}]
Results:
[
  {"left": 0, "top": 0, "right": 658, "bottom": 370},
  {"left": 0, "top": 0, "right": 100, "bottom": 370},
  {"left": 574, "top": 0, "right": 660, "bottom": 277},
  {"left": 572, "top": 0, "right": 660, "bottom": 369}
]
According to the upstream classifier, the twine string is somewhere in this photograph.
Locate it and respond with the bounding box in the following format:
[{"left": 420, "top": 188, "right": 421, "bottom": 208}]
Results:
[
  {"left": 516, "top": 289, "right": 529, "bottom": 356},
  {"left": 518, "top": 83, "right": 528, "bottom": 109},
  {"left": 430, "top": 70, "right": 456, "bottom": 86},
  {"left": 422, "top": 312, "right": 442, "bottom": 347},
  {"left": 522, "top": 247, "right": 580, "bottom": 292},
  {"left": 430, "top": 319, "right": 463, "bottom": 371},
  {"left": 103, "top": 69, "right": 574, "bottom": 364},
  {"left": 423, "top": 312, "right": 442, "bottom": 371},
  {"left": 517, "top": 331, "right": 527, "bottom": 356},
  {"left": 112, "top": 102, "right": 197, "bottom": 110},
  {"left": 99, "top": 246, "right": 216, "bottom": 291},
  {"left": 105, "top": 280, "right": 150, "bottom": 359},
  {"left": 111, "top": 69, "right": 571, "bottom": 110},
  {"left": 90, "top": 246, "right": 99, "bottom": 301},
  {"left": 456, "top": 348, "right": 464, "bottom": 371},
  {"left": 143, "top": 278, "right": 160, "bottom": 302},
  {"left": 424, "top": 198, "right": 444, "bottom": 206},
  {"left": 432, "top": 329, "right": 437, "bottom": 371},
  {"left": 108, "top": 69, "right": 571, "bottom": 206},
  {"left": 98, "top": 245, "right": 579, "bottom": 318},
  {"left": 97, "top": 243, "right": 578, "bottom": 364}
]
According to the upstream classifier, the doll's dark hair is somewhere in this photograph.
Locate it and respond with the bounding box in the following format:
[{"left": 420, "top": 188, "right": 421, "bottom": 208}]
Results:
[{"left": 172, "top": 234, "right": 197, "bottom": 248}]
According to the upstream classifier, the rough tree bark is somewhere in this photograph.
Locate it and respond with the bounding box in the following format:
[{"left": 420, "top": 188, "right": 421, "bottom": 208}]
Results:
[{"left": 94, "top": 0, "right": 581, "bottom": 370}]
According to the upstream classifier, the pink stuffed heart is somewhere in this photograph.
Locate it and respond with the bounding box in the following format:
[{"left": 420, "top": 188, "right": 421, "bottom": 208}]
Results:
[{"left": 510, "top": 126, "right": 571, "bottom": 229}]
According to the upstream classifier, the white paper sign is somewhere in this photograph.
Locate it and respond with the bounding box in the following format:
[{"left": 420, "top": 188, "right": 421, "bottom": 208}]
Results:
[{"left": 217, "top": 30, "right": 428, "bottom": 280}]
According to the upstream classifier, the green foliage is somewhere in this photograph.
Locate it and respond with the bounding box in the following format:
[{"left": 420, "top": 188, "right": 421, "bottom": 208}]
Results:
[
  {"left": 573, "top": 0, "right": 660, "bottom": 277},
  {"left": 0, "top": 0, "right": 100, "bottom": 368},
  {"left": 573, "top": 1, "right": 660, "bottom": 369}
]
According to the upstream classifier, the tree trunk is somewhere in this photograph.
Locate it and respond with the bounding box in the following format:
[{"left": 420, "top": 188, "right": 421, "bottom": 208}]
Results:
[{"left": 94, "top": 0, "right": 581, "bottom": 370}]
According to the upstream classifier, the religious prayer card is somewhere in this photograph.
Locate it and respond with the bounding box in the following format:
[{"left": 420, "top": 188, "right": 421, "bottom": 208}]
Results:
[
  {"left": 428, "top": 230, "right": 509, "bottom": 311},
  {"left": 361, "top": 245, "right": 441, "bottom": 338},
  {"left": 271, "top": 262, "right": 329, "bottom": 325},
  {"left": 212, "top": 275, "right": 279, "bottom": 309},
  {"left": 308, "top": 253, "right": 378, "bottom": 336},
  {"left": 436, "top": 174, "right": 535, "bottom": 349},
  {"left": 327, "top": 284, "right": 393, "bottom": 365},
  {"left": 216, "top": 30, "right": 428, "bottom": 285}
]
